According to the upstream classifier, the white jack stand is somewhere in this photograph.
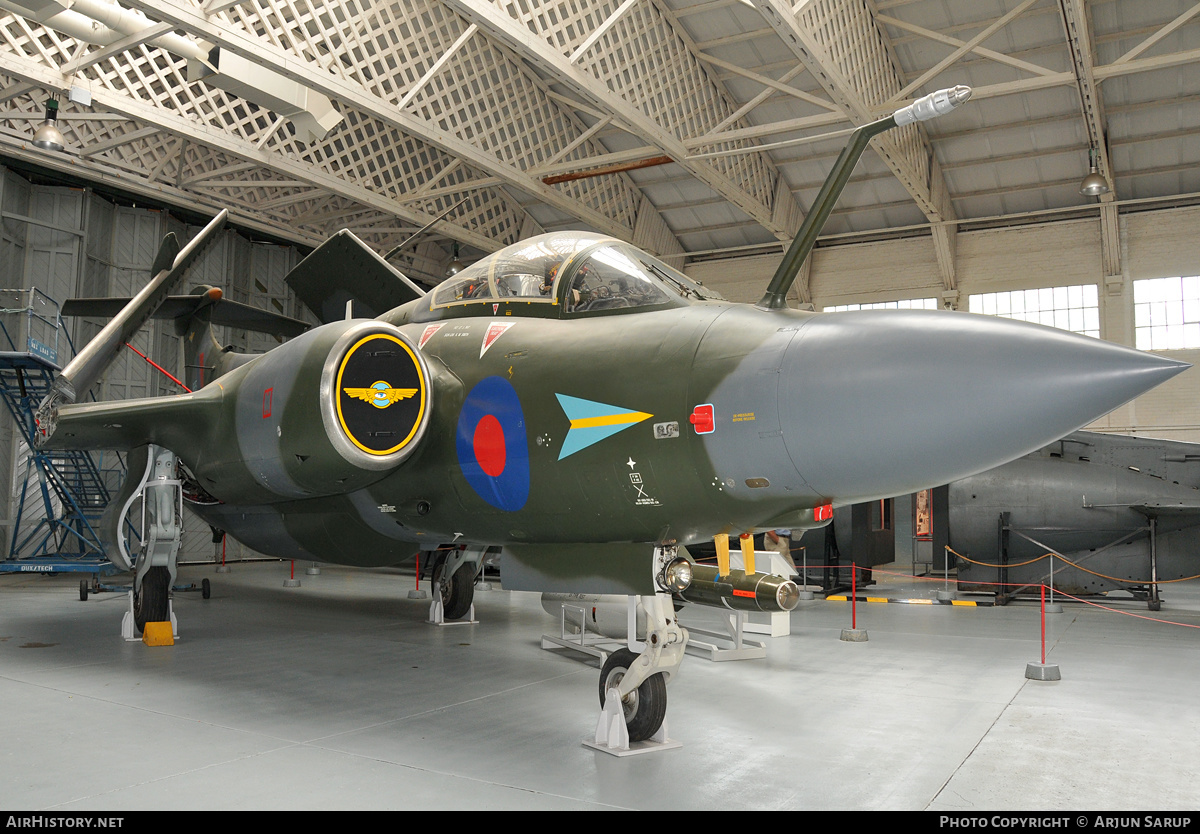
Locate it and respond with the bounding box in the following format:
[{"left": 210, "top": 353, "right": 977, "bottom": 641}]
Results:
[
  {"left": 121, "top": 592, "right": 178, "bottom": 642},
  {"left": 541, "top": 602, "right": 621, "bottom": 662},
  {"left": 685, "top": 610, "right": 767, "bottom": 661},
  {"left": 427, "top": 584, "right": 478, "bottom": 626},
  {"left": 583, "top": 687, "right": 681, "bottom": 756}
]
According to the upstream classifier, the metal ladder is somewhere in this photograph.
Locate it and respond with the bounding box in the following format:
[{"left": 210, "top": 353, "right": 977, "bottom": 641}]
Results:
[{"left": 0, "top": 289, "right": 116, "bottom": 572}]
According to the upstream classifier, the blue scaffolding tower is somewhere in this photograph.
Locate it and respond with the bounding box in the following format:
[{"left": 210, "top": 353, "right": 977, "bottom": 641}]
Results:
[{"left": 0, "top": 289, "right": 117, "bottom": 575}]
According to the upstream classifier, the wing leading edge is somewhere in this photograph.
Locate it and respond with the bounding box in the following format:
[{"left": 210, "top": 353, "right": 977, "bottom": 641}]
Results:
[{"left": 39, "top": 386, "right": 222, "bottom": 453}]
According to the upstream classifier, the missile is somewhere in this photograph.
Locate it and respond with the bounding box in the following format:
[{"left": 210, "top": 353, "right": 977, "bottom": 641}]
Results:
[
  {"left": 677, "top": 565, "right": 801, "bottom": 613},
  {"left": 542, "top": 563, "right": 799, "bottom": 636},
  {"left": 893, "top": 85, "right": 972, "bottom": 125}
]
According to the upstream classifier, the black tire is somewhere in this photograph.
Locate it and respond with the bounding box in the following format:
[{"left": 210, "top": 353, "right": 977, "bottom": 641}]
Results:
[
  {"left": 598, "top": 648, "right": 668, "bottom": 743},
  {"left": 201, "top": 578, "right": 211, "bottom": 600},
  {"left": 438, "top": 563, "right": 475, "bottom": 620},
  {"left": 134, "top": 566, "right": 170, "bottom": 634},
  {"left": 79, "top": 580, "right": 89, "bottom": 602}
]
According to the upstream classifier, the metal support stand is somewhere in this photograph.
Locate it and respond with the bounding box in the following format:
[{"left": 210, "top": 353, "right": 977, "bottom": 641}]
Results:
[
  {"left": 541, "top": 601, "right": 621, "bottom": 661},
  {"left": 585, "top": 692, "right": 679, "bottom": 756},
  {"left": 795, "top": 545, "right": 814, "bottom": 600},
  {"left": 685, "top": 612, "right": 767, "bottom": 661},
  {"left": 1148, "top": 517, "right": 1161, "bottom": 611}
]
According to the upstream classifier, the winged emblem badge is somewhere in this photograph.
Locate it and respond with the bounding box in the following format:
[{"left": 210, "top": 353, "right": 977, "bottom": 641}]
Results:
[{"left": 343, "top": 380, "right": 418, "bottom": 409}]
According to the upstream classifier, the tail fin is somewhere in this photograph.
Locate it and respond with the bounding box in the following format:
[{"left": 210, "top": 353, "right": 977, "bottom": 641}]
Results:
[
  {"left": 286, "top": 229, "right": 426, "bottom": 323},
  {"left": 63, "top": 286, "right": 311, "bottom": 391}
]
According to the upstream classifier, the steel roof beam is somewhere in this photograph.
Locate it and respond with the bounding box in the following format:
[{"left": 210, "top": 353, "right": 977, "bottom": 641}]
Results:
[
  {"left": 442, "top": 0, "right": 802, "bottom": 240},
  {"left": 752, "top": 0, "right": 960, "bottom": 294},
  {"left": 1058, "top": 0, "right": 1118, "bottom": 279},
  {"left": 0, "top": 52, "right": 501, "bottom": 252},
  {"left": 119, "top": 0, "right": 648, "bottom": 243}
]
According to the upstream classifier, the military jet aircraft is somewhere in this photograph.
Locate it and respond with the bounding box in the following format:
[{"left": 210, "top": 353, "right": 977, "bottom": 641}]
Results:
[{"left": 31, "top": 86, "right": 1188, "bottom": 743}]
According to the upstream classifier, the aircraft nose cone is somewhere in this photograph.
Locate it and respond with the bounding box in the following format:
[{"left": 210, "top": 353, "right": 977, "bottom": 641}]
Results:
[{"left": 782, "top": 310, "right": 1188, "bottom": 502}]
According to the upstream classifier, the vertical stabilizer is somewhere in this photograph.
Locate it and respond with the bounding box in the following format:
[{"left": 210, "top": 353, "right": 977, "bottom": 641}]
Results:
[{"left": 34, "top": 210, "right": 228, "bottom": 444}]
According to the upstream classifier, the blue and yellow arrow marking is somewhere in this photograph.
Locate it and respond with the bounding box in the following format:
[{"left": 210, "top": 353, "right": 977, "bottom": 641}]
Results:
[{"left": 556, "top": 394, "right": 652, "bottom": 460}]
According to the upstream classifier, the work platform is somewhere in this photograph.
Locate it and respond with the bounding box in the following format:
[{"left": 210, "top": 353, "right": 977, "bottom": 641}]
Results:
[{"left": 0, "top": 289, "right": 118, "bottom": 577}]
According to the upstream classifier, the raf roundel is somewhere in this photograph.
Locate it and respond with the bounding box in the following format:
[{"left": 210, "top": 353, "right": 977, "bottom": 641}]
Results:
[
  {"left": 335, "top": 332, "right": 427, "bottom": 457},
  {"left": 456, "top": 376, "right": 531, "bottom": 512}
]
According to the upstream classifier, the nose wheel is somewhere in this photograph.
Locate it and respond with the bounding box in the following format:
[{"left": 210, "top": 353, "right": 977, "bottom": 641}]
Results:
[
  {"left": 133, "top": 566, "right": 171, "bottom": 633},
  {"left": 599, "top": 648, "right": 667, "bottom": 742},
  {"left": 586, "top": 593, "right": 686, "bottom": 755}
]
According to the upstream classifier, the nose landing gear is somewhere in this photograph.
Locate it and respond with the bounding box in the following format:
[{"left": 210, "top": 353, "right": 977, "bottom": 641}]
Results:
[{"left": 586, "top": 592, "right": 686, "bottom": 755}]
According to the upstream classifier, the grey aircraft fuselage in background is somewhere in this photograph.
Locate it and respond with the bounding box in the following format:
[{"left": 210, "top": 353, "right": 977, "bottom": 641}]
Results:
[
  {"left": 799, "top": 431, "right": 1200, "bottom": 607},
  {"left": 948, "top": 430, "right": 1200, "bottom": 604}
]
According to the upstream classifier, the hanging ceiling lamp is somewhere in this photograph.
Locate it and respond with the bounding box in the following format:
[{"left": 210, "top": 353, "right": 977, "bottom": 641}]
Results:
[
  {"left": 31, "top": 99, "right": 64, "bottom": 153},
  {"left": 446, "top": 242, "right": 464, "bottom": 277},
  {"left": 1079, "top": 147, "right": 1110, "bottom": 197}
]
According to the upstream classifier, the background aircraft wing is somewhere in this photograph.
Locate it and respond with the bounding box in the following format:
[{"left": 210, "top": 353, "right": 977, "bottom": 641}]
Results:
[{"left": 1129, "top": 501, "right": 1200, "bottom": 517}]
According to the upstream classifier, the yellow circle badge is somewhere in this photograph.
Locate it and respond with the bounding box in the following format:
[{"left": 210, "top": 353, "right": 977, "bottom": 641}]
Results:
[{"left": 335, "top": 333, "right": 427, "bottom": 456}]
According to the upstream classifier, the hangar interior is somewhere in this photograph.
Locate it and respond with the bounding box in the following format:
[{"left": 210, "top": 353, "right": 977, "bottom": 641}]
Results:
[{"left": 1, "top": 0, "right": 1199, "bottom": 811}]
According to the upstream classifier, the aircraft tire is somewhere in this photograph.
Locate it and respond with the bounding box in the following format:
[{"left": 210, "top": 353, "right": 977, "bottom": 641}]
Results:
[
  {"left": 79, "top": 580, "right": 88, "bottom": 602},
  {"left": 134, "top": 567, "right": 170, "bottom": 634},
  {"left": 438, "top": 563, "right": 474, "bottom": 620},
  {"left": 598, "top": 648, "right": 667, "bottom": 743},
  {"left": 202, "top": 578, "right": 211, "bottom": 600}
]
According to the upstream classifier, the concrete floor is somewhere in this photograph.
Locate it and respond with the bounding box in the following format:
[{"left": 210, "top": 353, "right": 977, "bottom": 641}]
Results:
[{"left": 1, "top": 561, "right": 1197, "bottom": 811}]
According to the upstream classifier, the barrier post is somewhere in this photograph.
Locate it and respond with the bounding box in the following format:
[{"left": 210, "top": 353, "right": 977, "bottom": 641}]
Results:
[
  {"left": 840, "top": 561, "right": 867, "bottom": 642},
  {"left": 284, "top": 558, "right": 300, "bottom": 588},
  {"left": 937, "top": 546, "right": 956, "bottom": 601},
  {"left": 1025, "top": 583, "right": 1060, "bottom": 680}
]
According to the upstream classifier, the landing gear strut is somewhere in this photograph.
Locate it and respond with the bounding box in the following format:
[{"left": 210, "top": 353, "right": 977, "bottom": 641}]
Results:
[
  {"left": 119, "top": 445, "right": 184, "bottom": 640},
  {"left": 426, "top": 546, "right": 487, "bottom": 625},
  {"left": 588, "top": 590, "right": 687, "bottom": 753}
]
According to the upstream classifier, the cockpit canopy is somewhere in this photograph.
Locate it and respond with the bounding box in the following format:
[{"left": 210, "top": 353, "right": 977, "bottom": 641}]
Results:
[{"left": 424, "top": 231, "right": 720, "bottom": 320}]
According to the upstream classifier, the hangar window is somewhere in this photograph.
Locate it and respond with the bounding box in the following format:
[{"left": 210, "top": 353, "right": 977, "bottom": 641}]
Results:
[
  {"left": 968, "top": 285, "right": 1099, "bottom": 338},
  {"left": 823, "top": 297, "right": 938, "bottom": 312},
  {"left": 1134, "top": 277, "right": 1200, "bottom": 350}
]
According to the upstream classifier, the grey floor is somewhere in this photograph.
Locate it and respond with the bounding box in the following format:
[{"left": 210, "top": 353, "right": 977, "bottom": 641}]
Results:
[{"left": 1, "top": 560, "right": 1197, "bottom": 811}]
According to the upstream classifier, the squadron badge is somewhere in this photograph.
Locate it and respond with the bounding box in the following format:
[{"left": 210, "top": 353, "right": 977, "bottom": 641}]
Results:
[
  {"left": 343, "top": 382, "right": 418, "bottom": 409},
  {"left": 335, "top": 333, "right": 427, "bottom": 456}
]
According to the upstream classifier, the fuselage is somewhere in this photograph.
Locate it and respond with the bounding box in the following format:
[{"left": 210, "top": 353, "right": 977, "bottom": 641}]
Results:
[
  {"left": 950, "top": 433, "right": 1200, "bottom": 594},
  {"left": 46, "top": 232, "right": 1189, "bottom": 571}
]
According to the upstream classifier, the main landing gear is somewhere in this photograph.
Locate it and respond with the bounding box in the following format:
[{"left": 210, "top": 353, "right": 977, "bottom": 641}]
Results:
[
  {"left": 116, "top": 445, "right": 184, "bottom": 641},
  {"left": 426, "top": 545, "right": 488, "bottom": 625}
]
